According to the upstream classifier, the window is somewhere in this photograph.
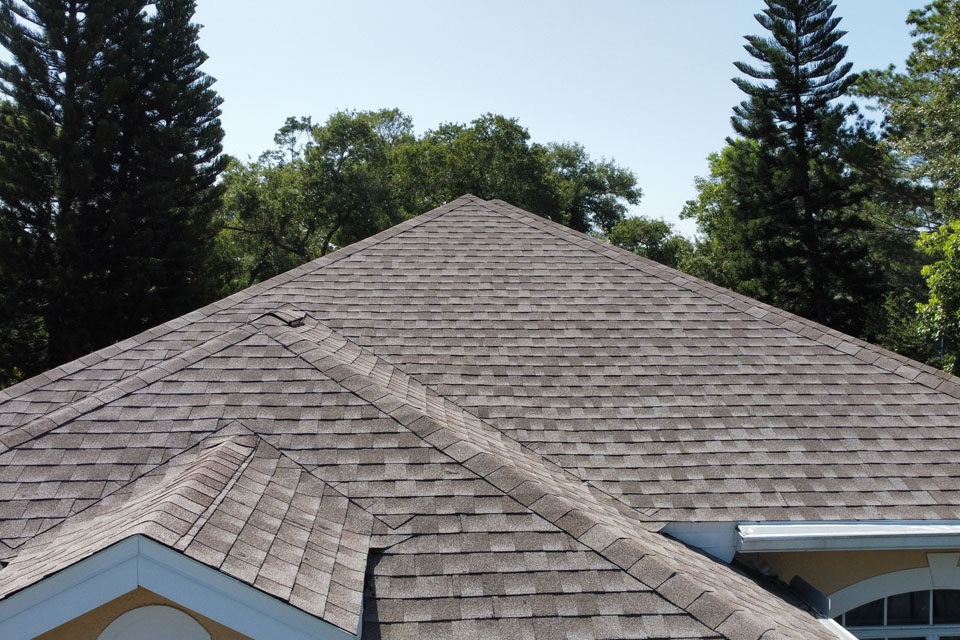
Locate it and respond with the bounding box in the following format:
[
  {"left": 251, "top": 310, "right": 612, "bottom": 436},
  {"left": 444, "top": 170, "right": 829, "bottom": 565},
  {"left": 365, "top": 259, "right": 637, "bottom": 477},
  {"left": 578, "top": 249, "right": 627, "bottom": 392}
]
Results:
[
  {"left": 97, "top": 605, "right": 210, "bottom": 640},
  {"left": 835, "top": 589, "right": 960, "bottom": 640}
]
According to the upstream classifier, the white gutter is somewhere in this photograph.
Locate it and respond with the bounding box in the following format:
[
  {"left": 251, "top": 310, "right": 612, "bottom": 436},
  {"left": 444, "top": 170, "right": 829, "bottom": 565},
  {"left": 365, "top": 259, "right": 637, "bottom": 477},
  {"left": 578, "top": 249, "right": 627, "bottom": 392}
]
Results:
[{"left": 737, "top": 521, "right": 960, "bottom": 553}]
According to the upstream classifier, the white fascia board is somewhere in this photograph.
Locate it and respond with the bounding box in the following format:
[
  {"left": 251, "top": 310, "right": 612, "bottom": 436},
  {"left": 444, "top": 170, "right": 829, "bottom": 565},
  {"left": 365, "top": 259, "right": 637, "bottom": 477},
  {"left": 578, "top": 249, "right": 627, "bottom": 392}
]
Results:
[
  {"left": 661, "top": 522, "right": 738, "bottom": 562},
  {"left": 737, "top": 520, "right": 960, "bottom": 553},
  {"left": 0, "top": 535, "right": 357, "bottom": 640},
  {"left": 0, "top": 536, "right": 140, "bottom": 639}
]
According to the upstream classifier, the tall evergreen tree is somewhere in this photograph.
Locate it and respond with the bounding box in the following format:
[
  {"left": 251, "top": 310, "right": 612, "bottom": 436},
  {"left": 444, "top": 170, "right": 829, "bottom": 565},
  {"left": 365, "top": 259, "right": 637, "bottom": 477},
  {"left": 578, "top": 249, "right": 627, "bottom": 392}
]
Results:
[
  {"left": 0, "top": 0, "right": 225, "bottom": 380},
  {"left": 725, "top": 0, "right": 881, "bottom": 335}
]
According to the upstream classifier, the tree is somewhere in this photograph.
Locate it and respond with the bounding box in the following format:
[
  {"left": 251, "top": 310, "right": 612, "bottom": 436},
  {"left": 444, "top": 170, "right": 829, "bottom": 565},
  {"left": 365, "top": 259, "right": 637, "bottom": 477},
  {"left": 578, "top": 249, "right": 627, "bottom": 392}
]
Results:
[
  {"left": 680, "top": 143, "right": 764, "bottom": 296},
  {"left": 857, "top": 0, "right": 960, "bottom": 217},
  {"left": 547, "top": 142, "right": 641, "bottom": 234},
  {"left": 399, "top": 114, "right": 559, "bottom": 220},
  {"left": 215, "top": 109, "right": 411, "bottom": 293},
  {"left": 857, "top": 0, "right": 960, "bottom": 370},
  {"left": 0, "top": 0, "right": 226, "bottom": 379},
  {"left": 218, "top": 111, "right": 641, "bottom": 290},
  {"left": 684, "top": 136, "right": 935, "bottom": 359},
  {"left": 606, "top": 216, "right": 693, "bottom": 270},
  {"left": 396, "top": 115, "right": 640, "bottom": 235},
  {"left": 721, "top": 0, "right": 882, "bottom": 336},
  {"left": 918, "top": 220, "right": 960, "bottom": 373}
]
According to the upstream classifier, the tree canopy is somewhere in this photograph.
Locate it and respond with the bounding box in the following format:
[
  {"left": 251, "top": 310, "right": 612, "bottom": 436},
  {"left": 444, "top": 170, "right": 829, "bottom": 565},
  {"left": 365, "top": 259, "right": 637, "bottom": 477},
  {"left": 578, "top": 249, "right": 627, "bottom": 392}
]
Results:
[
  {"left": 855, "top": 0, "right": 960, "bottom": 372},
  {"left": 3, "top": 0, "right": 960, "bottom": 386},
  {"left": 606, "top": 216, "right": 693, "bottom": 270},
  {"left": 216, "top": 111, "right": 641, "bottom": 291},
  {"left": 0, "top": 0, "right": 225, "bottom": 384}
]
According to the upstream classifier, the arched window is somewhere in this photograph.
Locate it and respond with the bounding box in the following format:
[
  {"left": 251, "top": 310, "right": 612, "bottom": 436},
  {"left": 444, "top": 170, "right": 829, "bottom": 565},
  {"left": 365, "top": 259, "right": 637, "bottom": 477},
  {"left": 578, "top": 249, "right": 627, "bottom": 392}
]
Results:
[
  {"left": 97, "top": 605, "right": 210, "bottom": 640},
  {"left": 833, "top": 589, "right": 960, "bottom": 639}
]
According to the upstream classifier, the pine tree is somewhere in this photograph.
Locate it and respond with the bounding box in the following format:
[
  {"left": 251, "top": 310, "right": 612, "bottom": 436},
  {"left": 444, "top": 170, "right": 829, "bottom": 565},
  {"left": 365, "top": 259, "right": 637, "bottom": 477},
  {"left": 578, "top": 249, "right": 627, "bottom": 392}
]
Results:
[
  {"left": 726, "top": 0, "right": 881, "bottom": 334},
  {"left": 0, "top": 0, "right": 225, "bottom": 378}
]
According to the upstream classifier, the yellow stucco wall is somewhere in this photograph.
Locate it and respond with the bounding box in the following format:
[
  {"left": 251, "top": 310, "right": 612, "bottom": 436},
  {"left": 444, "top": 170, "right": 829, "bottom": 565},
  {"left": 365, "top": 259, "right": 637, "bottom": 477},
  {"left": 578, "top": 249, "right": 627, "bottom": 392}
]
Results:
[
  {"left": 738, "top": 548, "right": 958, "bottom": 594},
  {"left": 34, "top": 586, "right": 252, "bottom": 640}
]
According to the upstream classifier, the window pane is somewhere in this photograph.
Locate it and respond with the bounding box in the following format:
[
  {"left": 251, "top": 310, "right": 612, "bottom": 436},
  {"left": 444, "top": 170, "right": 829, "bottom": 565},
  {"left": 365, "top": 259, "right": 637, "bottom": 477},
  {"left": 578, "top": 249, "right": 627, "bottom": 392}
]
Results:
[
  {"left": 887, "top": 590, "right": 929, "bottom": 625},
  {"left": 844, "top": 597, "right": 884, "bottom": 627},
  {"left": 934, "top": 589, "right": 960, "bottom": 624}
]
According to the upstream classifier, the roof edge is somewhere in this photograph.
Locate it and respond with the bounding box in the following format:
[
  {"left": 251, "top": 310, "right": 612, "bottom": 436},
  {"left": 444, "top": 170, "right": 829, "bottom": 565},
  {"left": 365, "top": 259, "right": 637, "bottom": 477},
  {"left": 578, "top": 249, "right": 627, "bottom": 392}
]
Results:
[{"left": 737, "top": 520, "right": 960, "bottom": 553}]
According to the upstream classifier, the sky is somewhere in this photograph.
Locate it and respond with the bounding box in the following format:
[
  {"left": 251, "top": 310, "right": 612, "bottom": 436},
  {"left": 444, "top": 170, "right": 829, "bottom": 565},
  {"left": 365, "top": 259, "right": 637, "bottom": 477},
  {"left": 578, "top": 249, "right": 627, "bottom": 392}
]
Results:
[{"left": 193, "top": 0, "right": 921, "bottom": 236}]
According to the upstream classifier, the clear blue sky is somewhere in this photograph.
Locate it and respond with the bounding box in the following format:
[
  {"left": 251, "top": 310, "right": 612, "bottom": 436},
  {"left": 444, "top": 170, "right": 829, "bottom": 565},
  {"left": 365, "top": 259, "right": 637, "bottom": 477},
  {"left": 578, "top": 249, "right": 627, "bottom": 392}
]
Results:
[{"left": 194, "top": 0, "right": 920, "bottom": 236}]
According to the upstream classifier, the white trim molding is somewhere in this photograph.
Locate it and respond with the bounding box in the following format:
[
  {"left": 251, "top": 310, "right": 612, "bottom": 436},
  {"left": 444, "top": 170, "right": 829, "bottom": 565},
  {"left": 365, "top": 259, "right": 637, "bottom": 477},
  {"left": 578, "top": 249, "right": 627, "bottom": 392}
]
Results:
[
  {"left": 828, "top": 552, "right": 960, "bottom": 617},
  {"left": 661, "top": 521, "right": 739, "bottom": 561},
  {"left": 0, "top": 535, "right": 357, "bottom": 640},
  {"left": 737, "top": 521, "right": 960, "bottom": 553}
]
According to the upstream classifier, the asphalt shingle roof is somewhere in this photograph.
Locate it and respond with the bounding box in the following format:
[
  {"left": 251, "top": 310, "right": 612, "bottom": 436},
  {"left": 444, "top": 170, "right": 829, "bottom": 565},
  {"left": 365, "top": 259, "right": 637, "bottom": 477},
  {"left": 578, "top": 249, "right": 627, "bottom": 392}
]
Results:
[{"left": 1, "top": 194, "right": 958, "bottom": 639}]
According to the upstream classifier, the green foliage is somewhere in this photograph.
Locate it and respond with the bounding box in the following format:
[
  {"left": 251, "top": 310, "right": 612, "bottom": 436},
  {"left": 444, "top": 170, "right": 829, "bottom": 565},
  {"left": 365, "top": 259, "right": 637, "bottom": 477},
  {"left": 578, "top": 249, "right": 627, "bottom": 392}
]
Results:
[
  {"left": 215, "top": 109, "right": 411, "bottom": 293},
  {"left": 218, "top": 111, "right": 641, "bottom": 290},
  {"left": 918, "top": 219, "right": 960, "bottom": 372},
  {"left": 0, "top": 0, "right": 225, "bottom": 381},
  {"left": 685, "top": 134, "right": 934, "bottom": 358},
  {"left": 547, "top": 142, "right": 641, "bottom": 234},
  {"left": 396, "top": 114, "right": 640, "bottom": 234},
  {"left": 399, "top": 114, "right": 556, "bottom": 219},
  {"left": 720, "top": 0, "right": 883, "bottom": 337},
  {"left": 857, "top": 1, "right": 960, "bottom": 370},
  {"left": 856, "top": 0, "right": 960, "bottom": 217},
  {"left": 606, "top": 217, "right": 693, "bottom": 270},
  {"left": 680, "top": 144, "right": 764, "bottom": 296}
]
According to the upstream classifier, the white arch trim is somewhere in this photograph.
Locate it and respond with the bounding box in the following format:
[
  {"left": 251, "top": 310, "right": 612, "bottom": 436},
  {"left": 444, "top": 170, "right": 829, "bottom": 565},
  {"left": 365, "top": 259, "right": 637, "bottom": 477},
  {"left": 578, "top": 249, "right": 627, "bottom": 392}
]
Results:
[
  {"left": 828, "top": 552, "right": 960, "bottom": 617},
  {"left": 0, "top": 535, "right": 357, "bottom": 640},
  {"left": 98, "top": 605, "right": 210, "bottom": 640}
]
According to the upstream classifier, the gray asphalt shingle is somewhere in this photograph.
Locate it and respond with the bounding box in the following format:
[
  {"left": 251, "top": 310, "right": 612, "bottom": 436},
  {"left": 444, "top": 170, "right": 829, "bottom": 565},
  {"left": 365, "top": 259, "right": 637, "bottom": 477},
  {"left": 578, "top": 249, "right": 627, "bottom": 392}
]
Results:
[{"left": 2, "top": 195, "right": 958, "bottom": 639}]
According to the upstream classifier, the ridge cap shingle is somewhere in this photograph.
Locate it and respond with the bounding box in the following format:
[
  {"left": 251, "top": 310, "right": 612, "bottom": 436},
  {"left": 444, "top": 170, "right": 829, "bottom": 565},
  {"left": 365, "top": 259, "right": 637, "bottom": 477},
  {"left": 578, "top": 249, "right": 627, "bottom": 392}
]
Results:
[
  {"left": 0, "top": 427, "right": 258, "bottom": 599},
  {"left": 256, "top": 310, "right": 837, "bottom": 640},
  {"left": 483, "top": 197, "right": 960, "bottom": 400}
]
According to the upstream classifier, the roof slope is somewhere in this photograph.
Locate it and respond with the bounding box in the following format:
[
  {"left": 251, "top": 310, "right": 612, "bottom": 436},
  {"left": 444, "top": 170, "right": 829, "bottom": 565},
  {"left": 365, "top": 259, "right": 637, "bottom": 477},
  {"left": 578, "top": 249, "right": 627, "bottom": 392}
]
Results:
[
  {"left": 2, "top": 196, "right": 958, "bottom": 523},
  {"left": 0, "top": 307, "right": 836, "bottom": 639},
  {"left": 0, "top": 421, "right": 373, "bottom": 635},
  {"left": 1, "top": 194, "right": 958, "bottom": 639}
]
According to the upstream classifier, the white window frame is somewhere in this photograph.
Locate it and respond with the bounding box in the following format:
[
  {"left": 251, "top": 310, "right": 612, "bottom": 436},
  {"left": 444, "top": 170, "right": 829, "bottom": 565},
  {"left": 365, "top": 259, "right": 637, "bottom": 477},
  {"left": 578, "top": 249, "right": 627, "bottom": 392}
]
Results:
[
  {"left": 836, "top": 588, "right": 960, "bottom": 639},
  {"left": 829, "top": 553, "right": 960, "bottom": 617},
  {"left": 829, "top": 553, "right": 960, "bottom": 640}
]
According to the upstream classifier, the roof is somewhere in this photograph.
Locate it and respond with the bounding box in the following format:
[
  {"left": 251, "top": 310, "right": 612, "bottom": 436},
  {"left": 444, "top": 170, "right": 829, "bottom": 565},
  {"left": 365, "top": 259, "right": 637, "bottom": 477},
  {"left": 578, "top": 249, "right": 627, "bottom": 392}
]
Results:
[
  {"left": 0, "top": 421, "right": 373, "bottom": 634},
  {"left": 1, "top": 194, "right": 958, "bottom": 639}
]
